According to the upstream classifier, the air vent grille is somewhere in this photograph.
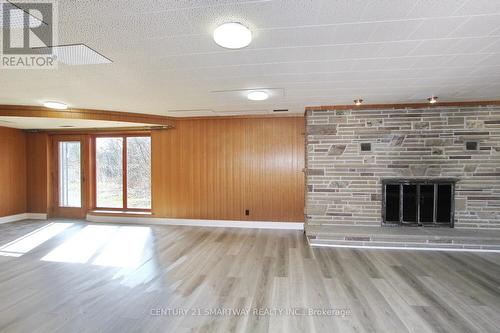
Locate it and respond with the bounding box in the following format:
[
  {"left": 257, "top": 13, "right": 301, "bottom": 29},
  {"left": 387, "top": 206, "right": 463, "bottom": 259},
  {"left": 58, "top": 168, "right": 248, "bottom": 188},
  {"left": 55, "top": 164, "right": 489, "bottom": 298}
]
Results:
[{"left": 33, "top": 44, "right": 112, "bottom": 65}]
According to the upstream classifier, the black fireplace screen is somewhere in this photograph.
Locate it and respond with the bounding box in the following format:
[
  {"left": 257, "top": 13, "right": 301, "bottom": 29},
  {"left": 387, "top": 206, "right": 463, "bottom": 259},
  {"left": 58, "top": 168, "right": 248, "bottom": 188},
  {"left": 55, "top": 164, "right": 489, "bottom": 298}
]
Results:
[{"left": 382, "top": 179, "right": 456, "bottom": 227}]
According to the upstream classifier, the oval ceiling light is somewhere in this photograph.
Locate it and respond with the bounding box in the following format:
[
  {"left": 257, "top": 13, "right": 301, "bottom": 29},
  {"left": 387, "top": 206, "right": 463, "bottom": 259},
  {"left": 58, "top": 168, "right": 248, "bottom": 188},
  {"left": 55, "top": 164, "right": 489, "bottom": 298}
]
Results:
[
  {"left": 213, "top": 22, "right": 252, "bottom": 49},
  {"left": 43, "top": 101, "right": 68, "bottom": 110},
  {"left": 247, "top": 91, "right": 269, "bottom": 101}
]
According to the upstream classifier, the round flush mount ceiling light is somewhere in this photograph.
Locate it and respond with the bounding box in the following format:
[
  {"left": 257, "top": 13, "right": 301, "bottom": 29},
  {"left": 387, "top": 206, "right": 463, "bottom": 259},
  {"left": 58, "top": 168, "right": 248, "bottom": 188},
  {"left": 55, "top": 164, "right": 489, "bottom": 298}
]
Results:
[
  {"left": 43, "top": 101, "right": 68, "bottom": 110},
  {"left": 427, "top": 96, "right": 438, "bottom": 104},
  {"left": 213, "top": 22, "right": 252, "bottom": 49},
  {"left": 247, "top": 91, "right": 269, "bottom": 101},
  {"left": 354, "top": 99, "right": 363, "bottom": 106}
]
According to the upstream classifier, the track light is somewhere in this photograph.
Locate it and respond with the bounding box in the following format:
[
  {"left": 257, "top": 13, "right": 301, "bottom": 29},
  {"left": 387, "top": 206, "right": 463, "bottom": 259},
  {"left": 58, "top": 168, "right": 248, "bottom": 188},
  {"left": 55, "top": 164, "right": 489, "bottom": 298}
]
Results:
[
  {"left": 247, "top": 91, "right": 269, "bottom": 101},
  {"left": 43, "top": 101, "right": 68, "bottom": 110},
  {"left": 354, "top": 99, "right": 363, "bottom": 106},
  {"left": 427, "top": 96, "right": 438, "bottom": 104}
]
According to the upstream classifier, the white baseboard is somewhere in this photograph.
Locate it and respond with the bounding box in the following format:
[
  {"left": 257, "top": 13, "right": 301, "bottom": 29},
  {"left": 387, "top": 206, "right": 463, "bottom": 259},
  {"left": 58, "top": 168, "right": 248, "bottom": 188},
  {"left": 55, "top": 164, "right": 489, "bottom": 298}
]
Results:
[
  {"left": 0, "top": 213, "right": 48, "bottom": 224},
  {"left": 27, "top": 213, "right": 48, "bottom": 220},
  {"left": 86, "top": 214, "right": 304, "bottom": 230},
  {"left": 308, "top": 242, "right": 500, "bottom": 253}
]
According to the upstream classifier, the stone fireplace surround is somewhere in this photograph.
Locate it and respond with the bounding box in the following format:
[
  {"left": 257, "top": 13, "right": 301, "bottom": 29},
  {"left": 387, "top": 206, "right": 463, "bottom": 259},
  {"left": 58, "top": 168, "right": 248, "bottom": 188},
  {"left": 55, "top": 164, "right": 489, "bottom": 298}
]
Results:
[{"left": 305, "top": 104, "right": 500, "bottom": 232}]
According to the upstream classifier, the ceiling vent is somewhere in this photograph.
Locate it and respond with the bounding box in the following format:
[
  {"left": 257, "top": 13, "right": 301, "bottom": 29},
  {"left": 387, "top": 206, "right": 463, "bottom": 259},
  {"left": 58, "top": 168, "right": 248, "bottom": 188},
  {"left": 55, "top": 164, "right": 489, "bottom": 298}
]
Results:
[
  {"left": 166, "top": 109, "right": 215, "bottom": 117},
  {"left": 33, "top": 44, "right": 112, "bottom": 65},
  {"left": 215, "top": 110, "right": 269, "bottom": 116},
  {"left": 273, "top": 109, "right": 288, "bottom": 113}
]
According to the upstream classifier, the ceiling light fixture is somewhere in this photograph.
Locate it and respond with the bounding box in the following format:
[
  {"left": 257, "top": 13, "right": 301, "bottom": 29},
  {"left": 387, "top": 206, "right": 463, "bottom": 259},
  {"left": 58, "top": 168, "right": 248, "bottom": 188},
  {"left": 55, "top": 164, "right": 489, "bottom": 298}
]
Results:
[
  {"left": 427, "top": 96, "right": 438, "bottom": 104},
  {"left": 354, "top": 99, "right": 363, "bottom": 106},
  {"left": 247, "top": 91, "right": 269, "bottom": 101},
  {"left": 43, "top": 101, "right": 68, "bottom": 110},
  {"left": 213, "top": 22, "right": 252, "bottom": 49}
]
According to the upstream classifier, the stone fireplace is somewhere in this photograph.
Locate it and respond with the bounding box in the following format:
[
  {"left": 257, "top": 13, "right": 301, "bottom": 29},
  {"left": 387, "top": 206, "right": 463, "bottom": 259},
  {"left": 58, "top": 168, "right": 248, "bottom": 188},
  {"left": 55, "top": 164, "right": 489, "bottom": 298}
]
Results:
[{"left": 305, "top": 105, "right": 500, "bottom": 232}]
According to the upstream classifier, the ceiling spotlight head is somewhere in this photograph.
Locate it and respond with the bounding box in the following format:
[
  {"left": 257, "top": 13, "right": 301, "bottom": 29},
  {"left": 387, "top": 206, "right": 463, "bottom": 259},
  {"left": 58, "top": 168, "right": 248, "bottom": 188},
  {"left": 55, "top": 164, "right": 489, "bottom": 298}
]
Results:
[
  {"left": 428, "top": 96, "right": 438, "bottom": 104},
  {"left": 43, "top": 101, "right": 68, "bottom": 110},
  {"left": 247, "top": 91, "right": 269, "bottom": 101},
  {"left": 213, "top": 22, "right": 252, "bottom": 49},
  {"left": 354, "top": 99, "right": 363, "bottom": 106}
]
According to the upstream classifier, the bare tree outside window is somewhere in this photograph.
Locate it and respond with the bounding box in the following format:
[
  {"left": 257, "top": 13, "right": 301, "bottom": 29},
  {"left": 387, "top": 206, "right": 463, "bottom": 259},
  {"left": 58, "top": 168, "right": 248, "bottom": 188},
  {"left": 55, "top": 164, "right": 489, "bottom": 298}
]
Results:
[
  {"left": 59, "top": 141, "right": 81, "bottom": 207},
  {"left": 95, "top": 136, "right": 151, "bottom": 209},
  {"left": 96, "top": 137, "right": 123, "bottom": 208}
]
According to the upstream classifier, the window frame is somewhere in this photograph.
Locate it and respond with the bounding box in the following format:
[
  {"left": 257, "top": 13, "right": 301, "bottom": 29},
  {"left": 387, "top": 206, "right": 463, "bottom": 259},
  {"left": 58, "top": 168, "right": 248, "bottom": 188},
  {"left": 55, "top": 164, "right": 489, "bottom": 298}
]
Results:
[
  {"left": 91, "top": 133, "right": 152, "bottom": 212},
  {"left": 58, "top": 140, "right": 83, "bottom": 208}
]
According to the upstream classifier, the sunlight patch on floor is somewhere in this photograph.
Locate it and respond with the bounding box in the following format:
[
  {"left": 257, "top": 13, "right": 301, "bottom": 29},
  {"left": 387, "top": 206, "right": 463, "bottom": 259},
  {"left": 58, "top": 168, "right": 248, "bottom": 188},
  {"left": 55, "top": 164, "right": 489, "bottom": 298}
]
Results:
[
  {"left": 41, "top": 225, "right": 118, "bottom": 263},
  {"left": 0, "top": 223, "right": 73, "bottom": 257},
  {"left": 93, "top": 226, "right": 151, "bottom": 268},
  {"left": 39, "top": 224, "right": 152, "bottom": 270}
]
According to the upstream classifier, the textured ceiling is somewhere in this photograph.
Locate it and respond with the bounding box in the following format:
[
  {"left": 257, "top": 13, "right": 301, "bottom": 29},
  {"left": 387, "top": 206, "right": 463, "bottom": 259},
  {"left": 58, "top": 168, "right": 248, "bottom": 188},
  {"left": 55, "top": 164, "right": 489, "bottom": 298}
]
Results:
[{"left": 1, "top": 0, "right": 500, "bottom": 117}]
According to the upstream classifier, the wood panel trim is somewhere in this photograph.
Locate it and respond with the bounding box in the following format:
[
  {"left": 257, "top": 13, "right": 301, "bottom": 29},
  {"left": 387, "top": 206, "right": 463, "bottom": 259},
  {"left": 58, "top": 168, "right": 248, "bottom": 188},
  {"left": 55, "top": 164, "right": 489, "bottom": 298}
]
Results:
[
  {"left": 305, "top": 100, "right": 500, "bottom": 111},
  {"left": 43, "top": 128, "right": 154, "bottom": 135},
  {"left": 0, "top": 104, "right": 176, "bottom": 127}
]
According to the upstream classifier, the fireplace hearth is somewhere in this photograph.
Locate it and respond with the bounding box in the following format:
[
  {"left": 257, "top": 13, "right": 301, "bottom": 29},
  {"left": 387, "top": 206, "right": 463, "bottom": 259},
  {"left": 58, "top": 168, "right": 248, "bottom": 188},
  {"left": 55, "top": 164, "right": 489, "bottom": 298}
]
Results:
[{"left": 382, "top": 178, "right": 457, "bottom": 227}]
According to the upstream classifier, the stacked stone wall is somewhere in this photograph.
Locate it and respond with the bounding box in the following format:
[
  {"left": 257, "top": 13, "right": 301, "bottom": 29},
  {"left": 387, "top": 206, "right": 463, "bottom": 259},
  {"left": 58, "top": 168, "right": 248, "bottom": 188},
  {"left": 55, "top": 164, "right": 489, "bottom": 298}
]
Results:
[{"left": 306, "top": 106, "right": 500, "bottom": 228}]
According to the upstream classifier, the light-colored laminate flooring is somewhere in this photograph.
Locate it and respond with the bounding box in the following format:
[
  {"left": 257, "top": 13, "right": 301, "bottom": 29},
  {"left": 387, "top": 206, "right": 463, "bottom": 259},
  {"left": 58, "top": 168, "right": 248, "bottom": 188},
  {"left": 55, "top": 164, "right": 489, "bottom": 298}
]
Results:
[{"left": 1, "top": 220, "right": 500, "bottom": 333}]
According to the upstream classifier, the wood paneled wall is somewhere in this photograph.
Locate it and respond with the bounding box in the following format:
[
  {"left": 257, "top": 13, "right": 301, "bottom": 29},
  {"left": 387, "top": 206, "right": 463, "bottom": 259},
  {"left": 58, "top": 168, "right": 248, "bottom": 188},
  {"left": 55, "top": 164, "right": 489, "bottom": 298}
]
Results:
[
  {"left": 152, "top": 117, "right": 305, "bottom": 222},
  {"left": 26, "top": 132, "right": 50, "bottom": 214},
  {"left": 0, "top": 126, "right": 27, "bottom": 217},
  {"left": 1, "top": 116, "right": 305, "bottom": 222}
]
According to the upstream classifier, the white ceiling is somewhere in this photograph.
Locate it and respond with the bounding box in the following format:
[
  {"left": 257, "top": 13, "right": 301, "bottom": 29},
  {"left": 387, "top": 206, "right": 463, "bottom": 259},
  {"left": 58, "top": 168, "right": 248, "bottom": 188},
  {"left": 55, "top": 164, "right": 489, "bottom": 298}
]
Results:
[{"left": 1, "top": 0, "right": 500, "bottom": 117}]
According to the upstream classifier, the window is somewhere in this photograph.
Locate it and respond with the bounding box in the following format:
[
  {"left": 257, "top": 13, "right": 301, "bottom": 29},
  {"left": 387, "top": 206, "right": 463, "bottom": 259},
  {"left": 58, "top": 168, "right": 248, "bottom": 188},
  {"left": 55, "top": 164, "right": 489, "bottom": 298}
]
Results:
[
  {"left": 59, "top": 141, "right": 82, "bottom": 207},
  {"left": 127, "top": 137, "right": 152, "bottom": 209},
  {"left": 94, "top": 135, "right": 151, "bottom": 210},
  {"left": 95, "top": 137, "right": 123, "bottom": 208}
]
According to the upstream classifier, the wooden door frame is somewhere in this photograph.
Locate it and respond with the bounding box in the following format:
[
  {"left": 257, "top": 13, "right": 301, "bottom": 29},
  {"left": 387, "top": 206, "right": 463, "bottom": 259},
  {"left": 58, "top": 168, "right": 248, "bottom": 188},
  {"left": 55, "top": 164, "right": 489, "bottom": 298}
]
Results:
[{"left": 50, "top": 135, "right": 89, "bottom": 219}]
